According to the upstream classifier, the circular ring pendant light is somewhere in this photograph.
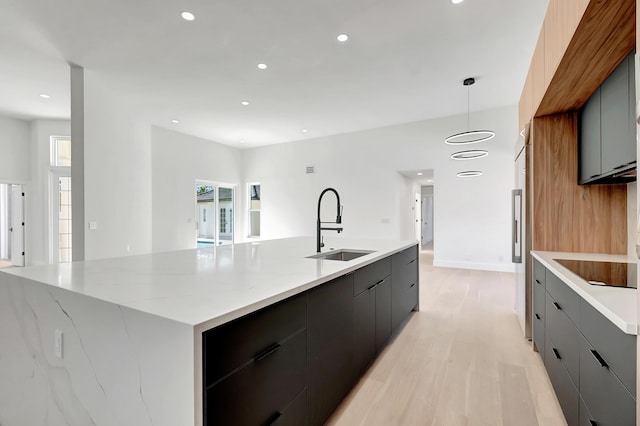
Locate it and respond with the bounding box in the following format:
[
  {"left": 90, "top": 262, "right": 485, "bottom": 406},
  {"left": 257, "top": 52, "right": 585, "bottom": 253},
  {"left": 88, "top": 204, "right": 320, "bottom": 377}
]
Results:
[
  {"left": 456, "top": 170, "right": 483, "bottom": 178},
  {"left": 450, "top": 149, "right": 489, "bottom": 160},
  {"left": 445, "top": 78, "right": 496, "bottom": 145}
]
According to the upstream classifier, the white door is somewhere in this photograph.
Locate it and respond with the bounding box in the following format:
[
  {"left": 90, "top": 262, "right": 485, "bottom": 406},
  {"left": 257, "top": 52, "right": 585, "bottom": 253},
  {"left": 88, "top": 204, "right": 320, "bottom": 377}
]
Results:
[
  {"left": 10, "top": 185, "right": 24, "bottom": 267},
  {"left": 422, "top": 195, "right": 433, "bottom": 244},
  {"left": 414, "top": 193, "right": 421, "bottom": 242}
]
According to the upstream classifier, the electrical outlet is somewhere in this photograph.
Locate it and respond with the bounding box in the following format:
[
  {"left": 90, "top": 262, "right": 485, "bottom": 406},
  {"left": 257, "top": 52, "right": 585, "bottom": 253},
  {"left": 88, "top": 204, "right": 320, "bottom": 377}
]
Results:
[
  {"left": 88, "top": 221, "right": 97, "bottom": 230},
  {"left": 54, "top": 329, "right": 63, "bottom": 359}
]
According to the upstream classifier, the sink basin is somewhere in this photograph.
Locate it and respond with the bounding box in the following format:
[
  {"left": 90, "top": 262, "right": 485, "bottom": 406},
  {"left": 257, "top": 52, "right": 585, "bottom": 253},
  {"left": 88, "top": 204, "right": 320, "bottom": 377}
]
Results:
[{"left": 306, "top": 249, "right": 375, "bottom": 261}]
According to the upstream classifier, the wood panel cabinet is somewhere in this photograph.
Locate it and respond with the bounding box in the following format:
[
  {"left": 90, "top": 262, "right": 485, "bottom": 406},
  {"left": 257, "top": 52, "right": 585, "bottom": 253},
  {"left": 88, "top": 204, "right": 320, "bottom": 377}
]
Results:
[{"left": 534, "top": 262, "right": 637, "bottom": 426}]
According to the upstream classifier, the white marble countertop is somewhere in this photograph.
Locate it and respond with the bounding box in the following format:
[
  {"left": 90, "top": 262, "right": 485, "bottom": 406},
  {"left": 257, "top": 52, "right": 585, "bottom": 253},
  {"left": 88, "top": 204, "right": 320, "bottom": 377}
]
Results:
[
  {"left": 1, "top": 237, "right": 416, "bottom": 330},
  {"left": 531, "top": 251, "right": 637, "bottom": 335}
]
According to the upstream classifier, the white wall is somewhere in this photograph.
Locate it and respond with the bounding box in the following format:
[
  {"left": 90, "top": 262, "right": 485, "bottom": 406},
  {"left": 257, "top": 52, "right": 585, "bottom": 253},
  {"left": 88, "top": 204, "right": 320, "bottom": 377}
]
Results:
[
  {"left": 0, "top": 116, "right": 30, "bottom": 183},
  {"left": 83, "top": 71, "right": 152, "bottom": 259},
  {"left": 151, "top": 126, "right": 243, "bottom": 253},
  {"left": 244, "top": 105, "right": 517, "bottom": 272},
  {"left": 28, "top": 119, "right": 70, "bottom": 266}
]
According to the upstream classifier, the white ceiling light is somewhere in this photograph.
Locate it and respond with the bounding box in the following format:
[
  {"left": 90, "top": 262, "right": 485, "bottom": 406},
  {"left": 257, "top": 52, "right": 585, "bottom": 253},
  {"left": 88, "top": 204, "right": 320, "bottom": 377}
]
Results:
[
  {"left": 241, "top": 101, "right": 249, "bottom": 106},
  {"left": 452, "top": 0, "right": 464, "bottom": 4},
  {"left": 301, "top": 129, "right": 308, "bottom": 133},
  {"left": 257, "top": 63, "right": 267, "bottom": 70},
  {"left": 39, "top": 93, "right": 50, "bottom": 99},
  {"left": 417, "top": 172, "right": 424, "bottom": 176},
  {"left": 445, "top": 78, "right": 495, "bottom": 145},
  {"left": 450, "top": 150, "right": 489, "bottom": 160},
  {"left": 171, "top": 119, "right": 180, "bottom": 124},
  {"left": 457, "top": 171, "right": 483, "bottom": 178},
  {"left": 337, "top": 34, "right": 349, "bottom": 42},
  {"left": 181, "top": 11, "right": 195, "bottom": 21},
  {"left": 239, "top": 140, "right": 245, "bottom": 144}
]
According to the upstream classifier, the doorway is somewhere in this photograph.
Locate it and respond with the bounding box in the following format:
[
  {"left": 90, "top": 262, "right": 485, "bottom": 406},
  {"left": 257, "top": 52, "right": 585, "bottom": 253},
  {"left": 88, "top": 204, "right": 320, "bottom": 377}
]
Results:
[
  {"left": 0, "top": 183, "right": 25, "bottom": 268},
  {"left": 421, "top": 186, "right": 434, "bottom": 251},
  {"left": 50, "top": 172, "right": 72, "bottom": 263},
  {"left": 196, "top": 181, "right": 235, "bottom": 247}
]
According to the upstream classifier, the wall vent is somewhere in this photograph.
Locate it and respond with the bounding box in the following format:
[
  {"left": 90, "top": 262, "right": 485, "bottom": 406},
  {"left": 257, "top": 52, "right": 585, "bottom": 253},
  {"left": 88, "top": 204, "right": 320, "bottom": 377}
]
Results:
[{"left": 306, "top": 166, "right": 315, "bottom": 174}]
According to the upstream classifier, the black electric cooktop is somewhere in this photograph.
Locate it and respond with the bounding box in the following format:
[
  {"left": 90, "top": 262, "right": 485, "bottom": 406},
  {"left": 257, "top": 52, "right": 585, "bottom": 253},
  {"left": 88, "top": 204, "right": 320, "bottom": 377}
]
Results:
[{"left": 554, "top": 259, "right": 637, "bottom": 289}]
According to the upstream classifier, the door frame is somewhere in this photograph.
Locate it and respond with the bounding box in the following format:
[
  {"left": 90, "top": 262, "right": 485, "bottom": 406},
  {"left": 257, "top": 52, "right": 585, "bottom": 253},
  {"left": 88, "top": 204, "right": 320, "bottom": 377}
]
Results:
[
  {"left": 195, "top": 180, "right": 237, "bottom": 247},
  {"left": 49, "top": 169, "right": 71, "bottom": 264}
]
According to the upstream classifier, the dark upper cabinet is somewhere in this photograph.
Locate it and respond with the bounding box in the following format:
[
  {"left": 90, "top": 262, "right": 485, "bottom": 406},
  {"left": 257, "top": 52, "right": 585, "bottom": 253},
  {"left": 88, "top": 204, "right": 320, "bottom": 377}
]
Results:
[
  {"left": 579, "top": 51, "right": 636, "bottom": 185},
  {"left": 579, "top": 87, "right": 601, "bottom": 182}
]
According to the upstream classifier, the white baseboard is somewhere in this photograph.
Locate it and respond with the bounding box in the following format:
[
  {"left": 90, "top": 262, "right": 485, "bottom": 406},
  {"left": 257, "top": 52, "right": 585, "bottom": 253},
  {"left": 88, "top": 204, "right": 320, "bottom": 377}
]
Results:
[{"left": 433, "top": 259, "right": 516, "bottom": 273}]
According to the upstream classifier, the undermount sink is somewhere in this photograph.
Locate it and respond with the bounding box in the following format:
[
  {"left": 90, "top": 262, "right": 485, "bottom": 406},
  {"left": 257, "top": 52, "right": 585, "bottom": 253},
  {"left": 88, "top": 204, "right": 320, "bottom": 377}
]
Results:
[{"left": 306, "top": 249, "right": 375, "bottom": 261}]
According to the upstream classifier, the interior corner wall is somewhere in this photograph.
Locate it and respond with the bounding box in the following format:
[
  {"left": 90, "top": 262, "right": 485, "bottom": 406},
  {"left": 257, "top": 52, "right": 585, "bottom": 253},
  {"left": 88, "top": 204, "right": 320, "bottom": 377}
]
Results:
[
  {"left": 28, "top": 119, "right": 71, "bottom": 266},
  {"left": 0, "top": 116, "right": 30, "bottom": 183},
  {"left": 243, "top": 105, "right": 518, "bottom": 272},
  {"left": 150, "top": 126, "right": 243, "bottom": 253},
  {"left": 83, "top": 71, "right": 152, "bottom": 260}
]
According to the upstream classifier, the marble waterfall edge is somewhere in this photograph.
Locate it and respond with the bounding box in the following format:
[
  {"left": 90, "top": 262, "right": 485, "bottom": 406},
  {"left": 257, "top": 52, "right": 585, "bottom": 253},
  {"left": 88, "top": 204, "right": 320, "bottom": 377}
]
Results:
[{"left": 0, "top": 273, "right": 194, "bottom": 426}]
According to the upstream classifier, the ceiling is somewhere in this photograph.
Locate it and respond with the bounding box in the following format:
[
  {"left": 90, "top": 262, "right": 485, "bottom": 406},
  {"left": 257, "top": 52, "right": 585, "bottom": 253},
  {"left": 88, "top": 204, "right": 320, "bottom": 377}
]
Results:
[{"left": 0, "top": 0, "right": 548, "bottom": 148}]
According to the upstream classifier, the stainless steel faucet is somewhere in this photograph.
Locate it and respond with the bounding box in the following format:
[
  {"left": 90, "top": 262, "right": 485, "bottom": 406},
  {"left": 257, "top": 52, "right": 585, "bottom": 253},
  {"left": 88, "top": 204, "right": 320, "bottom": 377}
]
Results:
[{"left": 317, "top": 188, "right": 343, "bottom": 252}]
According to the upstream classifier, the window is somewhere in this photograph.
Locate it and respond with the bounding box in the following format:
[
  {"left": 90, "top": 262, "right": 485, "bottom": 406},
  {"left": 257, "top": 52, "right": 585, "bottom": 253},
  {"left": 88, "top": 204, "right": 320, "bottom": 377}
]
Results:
[
  {"left": 220, "top": 208, "right": 226, "bottom": 233},
  {"left": 248, "top": 184, "right": 260, "bottom": 237},
  {"left": 196, "top": 182, "right": 235, "bottom": 247},
  {"left": 50, "top": 136, "right": 71, "bottom": 167}
]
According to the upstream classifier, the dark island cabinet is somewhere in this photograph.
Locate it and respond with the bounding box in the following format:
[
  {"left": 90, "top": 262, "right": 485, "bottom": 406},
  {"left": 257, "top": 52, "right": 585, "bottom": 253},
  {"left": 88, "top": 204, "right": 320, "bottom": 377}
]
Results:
[
  {"left": 202, "top": 244, "right": 419, "bottom": 426},
  {"left": 307, "top": 273, "right": 355, "bottom": 426},
  {"left": 534, "top": 260, "right": 637, "bottom": 426},
  {"left": 391, "top": 245, "right": 419, "bottom": 333},
  {"left": 353, "top": 258, "right": 392, "bottom": 377}
]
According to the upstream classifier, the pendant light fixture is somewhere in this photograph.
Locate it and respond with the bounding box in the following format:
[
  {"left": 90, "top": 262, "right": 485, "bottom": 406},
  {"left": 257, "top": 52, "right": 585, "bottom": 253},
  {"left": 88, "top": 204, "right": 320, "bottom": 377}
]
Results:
[
  {"left": 445, "top": 77, "right": 495, "bottom": 145},
  {"left": 450, "top": 149, "right": 488, "bottom": 160}
]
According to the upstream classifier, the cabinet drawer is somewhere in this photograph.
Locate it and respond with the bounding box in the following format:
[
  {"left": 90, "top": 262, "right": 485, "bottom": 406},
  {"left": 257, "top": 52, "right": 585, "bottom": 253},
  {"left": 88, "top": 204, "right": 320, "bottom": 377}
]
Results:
[
  {"left": 579, "top": 300, "right": 636, "bottom": 396},
  {"left": 579, "top": 396, "right": 595, "bottom": 426},
  {"left": 273, "top": 388, "right": 307, "bottom": 426},
  {"left": 392, "top": 245, "right": 418, "bottom": 267},
  {"left": 545, "top": 293, "right": 580, "bottom": 385},
  {"left": 545, "top": 272, "right": 580, "bottom": 326},
  {"left": 533, "top": 259, "right": 546, "bottom": 289},
  {"left": 205, "top": 330, "right": 307, "bottom": 426},
  {"left": 203, "top": 293, "right": 306, "bottom": 386},
  {"left": 354, "top": 257, "right": 391, "bottom": 296},
  {"left": 579, "top": 336, "right": 636, "bottom": 426},
  {"left": 544, "top": 335, "right": 579, "bottom": 426},
  {"left": 533, "top": 279, "right": 546, "bottom": 356}
]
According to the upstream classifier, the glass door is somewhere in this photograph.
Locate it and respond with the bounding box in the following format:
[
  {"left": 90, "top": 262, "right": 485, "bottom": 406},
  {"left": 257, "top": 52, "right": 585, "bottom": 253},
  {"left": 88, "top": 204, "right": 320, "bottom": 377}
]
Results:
[{"left": 196, "top": 182, "right": 235, "bottom": 247}]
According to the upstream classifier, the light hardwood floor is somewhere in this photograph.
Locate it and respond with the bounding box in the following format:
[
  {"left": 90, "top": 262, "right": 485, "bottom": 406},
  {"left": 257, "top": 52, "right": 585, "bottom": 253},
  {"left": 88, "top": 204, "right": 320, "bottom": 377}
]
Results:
[
  {"left": 326, "top": 250, "right": 566, "bottom": 426},
  {"left": 0, "top": 259, "right": 12, "bottom": 269}
]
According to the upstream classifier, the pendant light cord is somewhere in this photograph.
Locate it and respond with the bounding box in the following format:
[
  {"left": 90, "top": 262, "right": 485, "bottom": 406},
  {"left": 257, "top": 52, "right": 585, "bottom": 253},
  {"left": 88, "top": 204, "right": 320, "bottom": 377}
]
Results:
[{"left": 467, "top": 84, "right": 470, "bottom": 131}]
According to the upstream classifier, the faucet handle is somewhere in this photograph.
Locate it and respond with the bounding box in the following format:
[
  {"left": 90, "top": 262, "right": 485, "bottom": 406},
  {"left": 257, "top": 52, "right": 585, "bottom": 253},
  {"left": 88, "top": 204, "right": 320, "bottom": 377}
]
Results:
[
  {"left": 320, "top": 236, "right": 325, "bottom": 248},
  {"left": 337, "top": 205, "right": 343, "bottom": 224}
]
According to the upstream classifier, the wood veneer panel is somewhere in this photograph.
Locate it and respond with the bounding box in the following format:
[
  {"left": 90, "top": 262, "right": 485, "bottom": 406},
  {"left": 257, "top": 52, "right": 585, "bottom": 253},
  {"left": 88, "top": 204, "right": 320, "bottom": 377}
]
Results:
[
  {"left": 532, "top": 114, "right": 627, "bottom": 254},
  {"left": 518, "top": 71, "right": 533, "bottom": 132},
  {"left": 536, "top": 0, "right": 635, "bottom": 116},
  {"left": 531, "top": 23, "right": 547, "bottom": 113}
]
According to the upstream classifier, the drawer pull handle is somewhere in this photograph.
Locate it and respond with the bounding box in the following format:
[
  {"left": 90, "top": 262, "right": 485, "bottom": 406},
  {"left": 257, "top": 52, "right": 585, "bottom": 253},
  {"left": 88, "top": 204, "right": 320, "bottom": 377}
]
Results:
[
  {"left": 266, "top": 411, "right": 282, "bottom": 425},
  {"left": 552, "top": 302, "right": 561, "bottom": 310},
  {"left": 367, "top": 279, "right": 385, "bottom": 291},
  {"left": 409, "top": 259, "right": 416, "bottom": 264},
  {"left": 589, "top": 421, "right": 598, "bottom": 426},
  {"left": 613, "top": 164, "right": 627, "bottom": 170},
  {"left": 535, "top": 279, "right": 541, "bottom": 285},
  {"left": 410, "top": 283, "right": 416, "bottom": 288},
  {"left": 590, "top": 174, "right": 599, "bottom": 179},
  {"left": 590, "top": 349, "right": 609, "bottom": 368},
  {"left": 552, "top": 348, "right": 561, "bottom": 360},
  {"left": 535, "top": 313, "right": 540, "bottom": 320},
  {"left": 255, "top": 343, "right": 281, "bottom": 361}
]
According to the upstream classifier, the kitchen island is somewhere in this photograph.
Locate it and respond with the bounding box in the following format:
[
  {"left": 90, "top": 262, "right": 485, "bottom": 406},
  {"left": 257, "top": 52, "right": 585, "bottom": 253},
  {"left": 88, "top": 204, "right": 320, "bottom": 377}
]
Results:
[{"left": 0, "top": 236, "right": 418, "bottom": 426}]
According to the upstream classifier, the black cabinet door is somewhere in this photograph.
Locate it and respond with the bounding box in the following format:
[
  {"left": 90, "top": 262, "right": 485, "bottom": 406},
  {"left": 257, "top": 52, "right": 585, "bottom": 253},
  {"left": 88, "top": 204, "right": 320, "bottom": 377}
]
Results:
[
  {"left": 545, "top": 335, "right": 579, "bottom": 426},
  {"left": 391, "top": 245, "right": 418, "bottom": 333},
  {"left": 533, "top": 269, "right": 546, "bottom": 357},
  {"left": 579, "top": 87, "right": 602, "bottom": 183},
  {"left": 354, "top": 286, "right": 376, "bottom": 378},
  {"left": 375, "top": 276, "right": 392, "bottom": 353},
  {"left": 307, "top": 274, "right": 354, "bottom": 426},
  {"left": 601, "top": 54, "right": 634, "bottom": 174}
]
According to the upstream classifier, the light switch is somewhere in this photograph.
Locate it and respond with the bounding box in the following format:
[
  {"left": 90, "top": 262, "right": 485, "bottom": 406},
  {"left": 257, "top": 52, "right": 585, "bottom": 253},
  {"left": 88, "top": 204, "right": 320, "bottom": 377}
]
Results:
[
  {"left": 88, "top": 221, "right": 98, "bottom": 230},
  {"left": 54, "top": 329, "right": 63, "bottom": 359}
]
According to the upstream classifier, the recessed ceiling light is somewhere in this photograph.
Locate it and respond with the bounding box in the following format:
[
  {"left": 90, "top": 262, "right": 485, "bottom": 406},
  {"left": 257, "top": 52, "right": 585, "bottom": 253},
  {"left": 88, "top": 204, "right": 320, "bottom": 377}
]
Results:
[
  {"left": 181, "top": 11, "right": 195, "bottom": 21},
  {"left": 417, "top": 172, "right": 424, "bottom": 176},
  {"left": 427, "top": 179, "right": 433, "bottom": 182},
  {"left": 241, "top": 101, "right": 249, "bottom": 106},
  {"left": 171, "top": 119, "right": 179, "bottom": 124},
  {"left": 337, "top": 34, "right": 349, "bottom": 42},
  {"left": 39, "top": 93, "right": 50, "bottom": 99},
  {"left": 452, "top": 0, "right": 464, "bottom": 4},
  {"left": 301, "top": 129, "right": 308, "bottom": 133},
  {"left": 457, "top": 171, "right": 483, "bottom": 178},
  {"left": 257, "top": 63, "right": 268, "bottom": 70},
  {"left": 239, "top": 140, "right": 246, "bottom": 144}
]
